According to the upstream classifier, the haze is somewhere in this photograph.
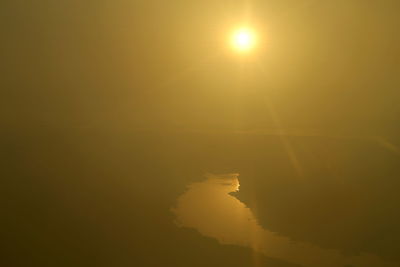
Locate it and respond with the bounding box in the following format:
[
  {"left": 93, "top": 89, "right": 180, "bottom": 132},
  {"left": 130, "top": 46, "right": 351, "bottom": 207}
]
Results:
[{"left": 2, "top": 1, "right": 400, "bottom": 267}]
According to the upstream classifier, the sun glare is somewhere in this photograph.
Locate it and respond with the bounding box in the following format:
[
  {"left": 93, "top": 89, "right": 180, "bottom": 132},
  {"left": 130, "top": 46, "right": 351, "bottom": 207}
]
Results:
[{"left": 231, "top": 28, "right": 256, "bottom": 52}]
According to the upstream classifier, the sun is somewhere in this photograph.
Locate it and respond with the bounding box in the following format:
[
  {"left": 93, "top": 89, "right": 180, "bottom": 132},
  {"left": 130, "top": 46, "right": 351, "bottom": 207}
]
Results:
[{"left": 231, "top": 27, "right": 257, "bottom": 52}]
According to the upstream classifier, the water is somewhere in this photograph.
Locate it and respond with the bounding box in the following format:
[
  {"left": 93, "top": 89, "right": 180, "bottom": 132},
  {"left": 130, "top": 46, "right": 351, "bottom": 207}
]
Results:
[{"left": 173, "top": 173, "right": 397, "bottom": 267}]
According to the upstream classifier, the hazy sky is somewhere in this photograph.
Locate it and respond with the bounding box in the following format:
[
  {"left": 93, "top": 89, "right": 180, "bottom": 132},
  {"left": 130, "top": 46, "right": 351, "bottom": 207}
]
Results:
[{"left": 2, "top": 0, "right": 400, "bottom": 132}]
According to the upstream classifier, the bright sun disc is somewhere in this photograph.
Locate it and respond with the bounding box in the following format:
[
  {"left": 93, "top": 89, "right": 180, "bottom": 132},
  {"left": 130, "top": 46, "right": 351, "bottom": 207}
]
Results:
[{"left": 231, "top": 28, "right": 256, "bottom": 52}]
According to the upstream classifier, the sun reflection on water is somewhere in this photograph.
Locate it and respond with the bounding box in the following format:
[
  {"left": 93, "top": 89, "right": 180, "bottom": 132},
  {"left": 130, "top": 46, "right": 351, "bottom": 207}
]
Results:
[{"left": 171, "top": 173, "right": 395, "bottom": 267}]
